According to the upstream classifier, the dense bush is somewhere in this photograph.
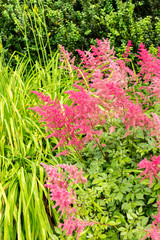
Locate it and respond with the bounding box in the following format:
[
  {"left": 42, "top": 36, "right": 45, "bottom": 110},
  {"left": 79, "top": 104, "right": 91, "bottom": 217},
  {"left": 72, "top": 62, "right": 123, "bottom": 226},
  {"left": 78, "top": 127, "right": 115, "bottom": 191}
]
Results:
[{"left": 0, "top": 0, "right": 159, "bottom": 62}]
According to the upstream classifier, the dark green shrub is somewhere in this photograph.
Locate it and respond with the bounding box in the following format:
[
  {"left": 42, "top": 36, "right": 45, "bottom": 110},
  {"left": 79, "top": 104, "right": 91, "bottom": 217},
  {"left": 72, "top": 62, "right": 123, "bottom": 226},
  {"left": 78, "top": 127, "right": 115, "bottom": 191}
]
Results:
[{"left": 0, "top": 0, "right": 159, "bottom": 63}]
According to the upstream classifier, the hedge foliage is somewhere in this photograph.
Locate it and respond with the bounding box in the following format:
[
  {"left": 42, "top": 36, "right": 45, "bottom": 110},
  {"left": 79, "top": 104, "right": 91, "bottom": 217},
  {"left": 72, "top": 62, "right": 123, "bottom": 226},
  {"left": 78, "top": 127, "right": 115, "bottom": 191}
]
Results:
[{"left": 0, "top": 0, "right": 160, "bottom": 62}]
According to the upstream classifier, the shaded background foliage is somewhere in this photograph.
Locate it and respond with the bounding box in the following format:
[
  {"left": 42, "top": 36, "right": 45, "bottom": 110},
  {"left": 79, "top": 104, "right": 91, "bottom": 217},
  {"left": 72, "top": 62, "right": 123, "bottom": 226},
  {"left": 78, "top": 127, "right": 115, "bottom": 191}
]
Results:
[{"left": 0, "top": 0, "right": 160, "bottom": 63}]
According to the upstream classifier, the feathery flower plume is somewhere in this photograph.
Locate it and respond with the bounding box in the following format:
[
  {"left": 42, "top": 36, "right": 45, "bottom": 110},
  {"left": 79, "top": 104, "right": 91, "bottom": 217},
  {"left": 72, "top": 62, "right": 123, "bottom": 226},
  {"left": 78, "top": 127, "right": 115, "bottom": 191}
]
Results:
[
  {"left": 41, "top": 163, "right": 93, "bottom": 239},
  {"left": 137, "top": 155, "right": 160, "bottom": 188},
  {"left": 142, "top": 224, "right": 160, "bottom": 240}
]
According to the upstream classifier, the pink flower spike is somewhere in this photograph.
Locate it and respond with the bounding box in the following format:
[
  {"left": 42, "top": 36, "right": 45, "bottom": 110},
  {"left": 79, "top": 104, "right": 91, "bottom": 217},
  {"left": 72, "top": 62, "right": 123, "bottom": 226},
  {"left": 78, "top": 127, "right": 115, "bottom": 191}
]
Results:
[
  {"left": 109, "top": 125, "right": 116, "bottom": 133},
  {"left": 137, "top": 156, "right": 160, "bottom": 188},
  {"left": 142, "top": 224, "right": 160, "bottom": 240},
  {"left": 59, "top": 216, "right": 95, "bottom": 240},
  {"left": 122, "top": 40, "right": 133, "bottom": 58},
  {"left": 101, "top": 143, "right": 106, "bottom": 147}
]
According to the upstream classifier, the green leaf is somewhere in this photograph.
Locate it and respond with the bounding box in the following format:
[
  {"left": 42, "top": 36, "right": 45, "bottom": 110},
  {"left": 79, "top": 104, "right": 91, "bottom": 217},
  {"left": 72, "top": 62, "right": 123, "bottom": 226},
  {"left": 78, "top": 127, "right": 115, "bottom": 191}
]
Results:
[
  {"left": 135, "top": 200, "right": 145, "bottom": 206},
  {"left": 54, "top": 227, "right": 62, "bottom": 235},
  {"left": 154, "top": 183, "right": 160, "bottom": 190},
  {"left": 115, "top": 192, "right": 123, "bottom": 201},
  {"left": 136, "top": 193, "right": 144, "bottom": 199},
  {"left": 140, "top": 179, "right": 150, "bottom": 185},
  {"left": 121, "top": 231, "right": 127, "bottom": 236},
  {"left": 142, "top": 217, "right": 149, "bottom": 226},
  {"left": 107, "top": 221, "right": 117, "bottom": 226},
  {"left": 148, "top": 198, "right": 156, "bottom": 204},
  {"left": 100, "top": 234, "right": 107, "bottom": 239},
  {"left": 92, "top": 178, "right": 104, "bottom": 185},
  {"left": 127, "top": 213, "right": 133, "bottom": 220},
  {"left": 84, "top": 29, "right": 91, "bottom": 35},
  {"left": 135, "top": 127, "right": 144, "bottom": 139},
  {"left": 118, "top": 227, "right": 126, "bottom": 232}
]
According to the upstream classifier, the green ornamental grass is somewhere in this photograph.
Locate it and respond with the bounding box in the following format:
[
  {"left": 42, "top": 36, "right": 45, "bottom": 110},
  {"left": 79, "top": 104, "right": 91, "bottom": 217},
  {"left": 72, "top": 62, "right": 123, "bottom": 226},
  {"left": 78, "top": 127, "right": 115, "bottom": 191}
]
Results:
[{"left": 0, "top": 42, "right": 75, "bottom": 239}]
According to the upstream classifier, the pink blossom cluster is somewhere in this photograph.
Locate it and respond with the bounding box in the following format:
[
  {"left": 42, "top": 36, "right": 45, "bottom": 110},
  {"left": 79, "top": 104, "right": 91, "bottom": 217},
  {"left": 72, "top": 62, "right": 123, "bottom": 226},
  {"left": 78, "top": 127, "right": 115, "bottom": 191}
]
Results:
[
  {"left": 41, "top": 163, "right": 94, "bottom": 239},
  {"left": 142, "top": 224, "right": 160, "bottom": 240},
  {"left": 122, "top": 40, "right": 133, "bottom": 59},
  {"left": 30, "top": 86, "right": 105, "bottom": 154},
  {"left": 138, "top": 156, "right": 160, "bottom": 239},
  {"left": 74, "top": 38, "right": 134, "bottom": 89},
  {"left": 137, "top": 43, "right": 160, "bottom": 99},
  {"left": 59, "top": 39, "right": 159, "bottom": 139},
  {"left": 137, "top": 155, "right": 160, "bottom": 188},
  {"left": 59, "top": 217, "right": 94, "bottom": 239},
  {"left": 150, "top": 113, "right": 160, "bottom": 146},
  {"left": 142, "top": 195, "right": 160, "bottom": 240},
  {"left": 31, "top": 39, "right": 160, "bottom": 154}
]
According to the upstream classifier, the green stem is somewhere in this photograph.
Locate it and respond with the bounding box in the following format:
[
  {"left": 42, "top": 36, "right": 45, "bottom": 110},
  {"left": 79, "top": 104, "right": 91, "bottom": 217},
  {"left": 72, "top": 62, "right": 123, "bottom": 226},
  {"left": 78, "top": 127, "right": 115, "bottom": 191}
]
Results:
[
  {"left": 72, "top": 146, "right": 87, "bottom": 169},
  {"left": 131, "top": 130, "right": 135, "bottom": 158}
]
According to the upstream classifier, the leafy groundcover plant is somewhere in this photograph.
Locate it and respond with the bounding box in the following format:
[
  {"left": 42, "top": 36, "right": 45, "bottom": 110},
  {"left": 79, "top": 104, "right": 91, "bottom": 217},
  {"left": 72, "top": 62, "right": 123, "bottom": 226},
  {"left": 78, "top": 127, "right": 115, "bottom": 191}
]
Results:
[{"left": 30, "top": 39, "right": 160, "bottom": 239}]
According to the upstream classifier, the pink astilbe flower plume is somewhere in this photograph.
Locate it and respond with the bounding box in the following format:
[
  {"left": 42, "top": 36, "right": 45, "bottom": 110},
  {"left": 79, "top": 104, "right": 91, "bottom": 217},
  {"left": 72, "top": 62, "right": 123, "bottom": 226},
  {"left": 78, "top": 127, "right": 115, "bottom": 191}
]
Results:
[
  {"left": 137, "top": 42, "right": 160, "bottom": 99},
  {"left": 150, "top": 113, "right": 160, "bottom": 146},
  {"left": 30, "top": 39, "right": 159, "bottom": 157},
  {"left": 142, "top": 224, "right": 160, "bottom": 240},
  {"left": 41, "top": 163, "right": 93, "bottom": 239},
  {"left": 29, "top": 87, "right": 105, "bottom": 154},
  {"left": 59, "top": 216, "right": 94, "bottom": 240},
  {"left": 59, "top": 38, "right": 135, "bottom": 89},
  {"left": 137, "top": 155, "right": 160, "bottom": 188},
  {"left": 122, "top": 40, "right": 133, "bottom": 59},
  {"left": 41, "top": 163, "right": 76, "bottom": 216},
  {"left": 59, "top": 39, "right": 153, "bottom": 139}
]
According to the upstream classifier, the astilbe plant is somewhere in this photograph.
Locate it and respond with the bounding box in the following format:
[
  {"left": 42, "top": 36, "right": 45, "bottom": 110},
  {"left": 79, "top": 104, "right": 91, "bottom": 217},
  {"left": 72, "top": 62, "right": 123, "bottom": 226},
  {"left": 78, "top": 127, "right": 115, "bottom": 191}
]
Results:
[
  {"left": 30, "top": 39, "right": 160, "bottom": 239},
  {"left": 30, "top": 86, "right": 105, "bottom": 155},
  {"left": 137, "top": 155, "right": 160, "bottom": 189},
  {"left": 137, "top": 43, "right": 160, "bottom": 99},
  {"left": 59, "top": 39, "right": 160, "bottom": 139},
  {"left": 141, "top": 194, "right": 160, "bottom": 240},
  {"left": 41, "top": 163, "right": 94, "bottom": 240},
  {"left": 137, "top": 156, "right": 160, "bottom": 239}
]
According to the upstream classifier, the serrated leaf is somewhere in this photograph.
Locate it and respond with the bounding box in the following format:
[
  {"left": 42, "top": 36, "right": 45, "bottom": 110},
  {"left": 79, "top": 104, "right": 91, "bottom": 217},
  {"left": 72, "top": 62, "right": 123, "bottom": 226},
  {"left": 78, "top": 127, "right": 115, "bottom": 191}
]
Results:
[
  {"left": 140, "top": 179, "right": 149, "bottom": 185},
  {"left": 139, "top": 206, "right": 143, "bottom": 213},
  {"left": 135, "top": 127, "right": 144, "bottom": 139},
  {"left": 100, "top": 234, "right": 107, "bottom": 239},
  {"left": 84, "top": 29, "right": 91, "bottom": 35},
  {"left": 118, "top": 227, "right": 126, "bottom": 231},
  {"left": 142, "top": 217, "right": 149, "bottom": 226},
  {"left": 107, "top": 221, "right": 117, "bottom": 226},
  {"left": 148, "top": 198, "right": 156, "bottom": 204},
  {"left": 121, "top": 232, "right": 127, "bottom": 236},
  {"left": 115, "top": 192, "right": 123, "bottom": 201},
  {"left": 135, "top": 200, "right": 145, "bottom": 206},
  {"left": 127, "top": 213, "right": 133, "bottom": 220},
  {"left": 136, "top": 193, "right": 144, "bottom": 199},
  {"left": 54, "top": 227, "right": 62, "bottom": 234},
  {"left": 154, "top": 183, "right": 160, "bottom": 190}
]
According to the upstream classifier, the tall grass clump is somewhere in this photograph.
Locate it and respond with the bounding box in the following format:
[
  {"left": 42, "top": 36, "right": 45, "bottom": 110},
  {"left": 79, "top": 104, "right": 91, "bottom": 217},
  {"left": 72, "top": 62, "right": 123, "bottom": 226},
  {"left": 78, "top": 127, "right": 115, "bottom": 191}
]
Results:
[
  {"left": 30, "top": 39, "right": 160, "bottom": 239},
  {"left": 0, "top": 35, "right": 75, "bottom": 239},
  {"left": 0, "top": 2, "right": 78, "bottom": 237}
]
